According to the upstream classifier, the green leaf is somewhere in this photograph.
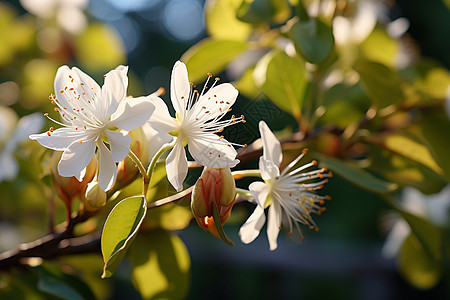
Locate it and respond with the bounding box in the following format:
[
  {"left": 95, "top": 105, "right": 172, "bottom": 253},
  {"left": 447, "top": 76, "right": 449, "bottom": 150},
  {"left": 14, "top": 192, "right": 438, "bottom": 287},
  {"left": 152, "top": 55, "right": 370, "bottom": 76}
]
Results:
[
  {"left": 290, "top": 18, "right": 334, "bottom": 64},
  {"left": 367, "top": 130, "right": 443, "bottom": 175},
  {"left": 317, "top": 154, "right": 397, "bottom": 193},
  {"left": 237, "top": 0, "right": 291, "bottom": 24},
  {"left": 35, "top": 263, "right": 96, "bottom": 300},
  {"left": 101, "top": 196, "right": 147, "bottom": 278},
  {"left": 398, "top": 211, "right": 442, "bottom": 262},
  {"left": 75, "top": 23, "right": 126, "bottom": 73},
  {"left": 128, "top": 230, "right": 191, "bottom": 300},
  {"left": 205, "top": 0, "right": 253, "bottom": 40},
  {"left": 368, "top": 146, "right": 447, "bottom": 195},
  {"left": 181, "top": 38, "right": 248, "bottom": 83},
  {"left": 398, "top": 234, "right": 442, "bottom": 289},
  {"left": 360, "top": 25, "right": 399, "bottom": 67},
  {"left": 353, "top": 60, "right": 404, "bottom": 108},
  {"left": 419, "top": 110, "right": 450, "bottom": 182},
  {"left": 253, "top": 50, "right": 307, "bottom": 119}
]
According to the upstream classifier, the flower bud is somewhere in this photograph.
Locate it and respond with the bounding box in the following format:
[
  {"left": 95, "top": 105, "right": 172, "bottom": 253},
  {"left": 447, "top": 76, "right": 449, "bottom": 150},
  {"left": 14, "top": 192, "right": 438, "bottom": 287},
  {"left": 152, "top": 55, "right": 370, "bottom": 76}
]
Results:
[
  {"left": 83, "top": 181, "right": 107, "bottom": 211},
  {"left": 115, "top": 128, "right": 149, "bottom": 190},
  {"left": 191, "top": 167, "right": 236, "bottom": 240},
  {"left": 51, "top": 151, "right": 97, "bottom": 205}
]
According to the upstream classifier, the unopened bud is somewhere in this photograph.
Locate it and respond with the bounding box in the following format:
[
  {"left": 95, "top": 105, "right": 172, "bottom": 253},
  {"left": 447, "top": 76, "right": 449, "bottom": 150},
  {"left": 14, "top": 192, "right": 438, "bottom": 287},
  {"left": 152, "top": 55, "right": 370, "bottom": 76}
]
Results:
[
  {"left": 191, "top": 167, "right": 236, "bottom": 241},
  {"left": 51, "top": 151, "right": 97, "bottom": 205},
  {"left": 84, "top": 181, "right": 107, "bottom": 211},
  {"left": 115, "top": 128, "right": 149, "bottom": 190}
]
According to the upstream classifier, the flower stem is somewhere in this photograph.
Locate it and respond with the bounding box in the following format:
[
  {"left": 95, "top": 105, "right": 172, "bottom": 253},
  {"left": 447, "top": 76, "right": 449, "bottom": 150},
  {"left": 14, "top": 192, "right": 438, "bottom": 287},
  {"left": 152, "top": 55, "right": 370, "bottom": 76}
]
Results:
[
  {"left": 144, "top": 139, "right": 177, "bottom": 196},
  {"left": 231, "top": 169, "right": 261, "bottom": 180},
  {"left": 148, "top": 186, "right": 193, "bottom": 209},
  {"left": 127, "top": 150, "right": 149, "bottom": 183},
  {"left": 236, "top": 188, "right": 253, "bottom": 197}
]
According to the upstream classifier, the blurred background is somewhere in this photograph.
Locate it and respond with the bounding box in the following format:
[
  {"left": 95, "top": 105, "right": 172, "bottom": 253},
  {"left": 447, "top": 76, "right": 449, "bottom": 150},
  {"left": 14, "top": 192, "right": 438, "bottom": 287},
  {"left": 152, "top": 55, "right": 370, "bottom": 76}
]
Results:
[{"left": 0, "top": 0, "right": 449, "bottom": 299}]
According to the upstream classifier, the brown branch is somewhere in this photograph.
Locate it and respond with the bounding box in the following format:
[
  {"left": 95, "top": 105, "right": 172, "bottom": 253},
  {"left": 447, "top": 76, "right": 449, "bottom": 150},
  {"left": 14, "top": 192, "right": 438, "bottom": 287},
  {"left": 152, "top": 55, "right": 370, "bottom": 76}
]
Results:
[{"left": 0, "top": 210, "right": 96, "bottom": 270}]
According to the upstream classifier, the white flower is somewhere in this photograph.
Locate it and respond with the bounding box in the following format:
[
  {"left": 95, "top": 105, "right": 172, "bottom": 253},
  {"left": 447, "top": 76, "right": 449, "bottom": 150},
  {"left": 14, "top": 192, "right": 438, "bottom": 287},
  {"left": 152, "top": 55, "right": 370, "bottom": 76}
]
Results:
[
  {"left": 239, "top": 121, "right": 331, "bottom": 251},
  {"left": 30, "top": 65, "right": 155, "bottom": 191},
  {"left": 147, "top": 61, "right": 243, "bottom": 192},
  {"left": 382, "top": 186, "right": 450, "bottom": 258},
  {"left": 20, "top": 0, "right": 88, "bottom": 34},
  {"left": 0, "top": 106, "right": 44, "bottom": 181}
]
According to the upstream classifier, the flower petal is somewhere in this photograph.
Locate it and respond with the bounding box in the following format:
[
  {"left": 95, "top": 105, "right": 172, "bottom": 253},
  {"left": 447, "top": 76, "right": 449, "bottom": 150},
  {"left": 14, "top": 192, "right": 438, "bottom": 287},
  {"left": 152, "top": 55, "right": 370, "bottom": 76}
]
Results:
[
  {"left": 74, "top": 167, "right": 86, "bottom": 182},
  {"left": 259, "top": 157, "right": 280, "bottom": 181},
  {"left": 166, "top": 138, "right": 188, "bottom": 192},
  {"left": 249, "top": 181, "right": 270, "bottom": 208},
  {"left": 29, "top": 128, "right": 91, "bottom": 151},
  {"left": 267, "top": 200, "right": 282, "bottom": 251},
  {"left": 105, "top": 129, "right": 131, "bottom": 162},
  {"left": 0, "top": 150, "right": 18, "bottom": 181},
  {"left": 97, "top": 141, "right": 117, "bottom": 191},
  {"left": 239, "top": 205, "right": 266, "bottom": 244},
  {"left": 193, "top": 83, "right": 239, "bottom": 123},
  {"left": 259, "top": 121, "right": 282, "bottom": 167},
  {"left": 54, "top": 66, "right": 102, "bottom": 116},
  {"left": 102, "top": 65, "right": 129, "bottom": 118},
  {"left": 142, "top": 124, "right": 174, "bottom": 162},
  {"left": 9, "top": 112, "right": 44, "bottom": 147},
  {"left": 108, "top": 96, "right": 155, "bottom": 131},
  {"left": 188, "top": 134, "right": 238, "bottom": 168},
  {"left": 58, "top": 138, "right": 96, "bottom": 177},
  {"left": 145, "top": 96, "right": 178, "bottom": 133},
  {"left": 170, "top": 61, "right": 190, "bottom": 120}
]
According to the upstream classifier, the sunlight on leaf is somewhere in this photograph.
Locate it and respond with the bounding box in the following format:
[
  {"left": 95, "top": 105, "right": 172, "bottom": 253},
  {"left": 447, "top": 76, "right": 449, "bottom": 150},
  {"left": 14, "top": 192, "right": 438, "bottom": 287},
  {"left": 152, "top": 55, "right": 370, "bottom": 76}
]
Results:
[
  {"left": 129, "top": 230, "right": 191, "bottom": 300},
  {"left": 101, "top": 196, "right": 147, "bottom": 278}
]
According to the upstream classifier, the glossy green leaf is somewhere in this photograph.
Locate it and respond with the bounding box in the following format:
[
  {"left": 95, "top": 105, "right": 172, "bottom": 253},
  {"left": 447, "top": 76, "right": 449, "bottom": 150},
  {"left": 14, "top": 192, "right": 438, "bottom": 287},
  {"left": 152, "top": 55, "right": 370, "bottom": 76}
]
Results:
[
  {"left": 290, "top": 18, "right": 334, "bottom": 64},
  {"left": 398, "top": 234, "right": 442, "bottom": 289},
  {"left": 360, "top": 25, "right": 399, "bottom": 67},
  {"left": 212, "top": 200, "right": 234, "bottom": 246},
  {"left": 181, "top": 39, "right": 248, "bottom": 83},
  {"left": 129, "top": 230, "right": 191, "bottom": 300},
  {"left": 317, "top": 154, "right": 397, "bottom": 193},
  {"left": 205, "top": 0, "right": 252, "bottom": 40},
  {"left": 254, "top": 50, "right": 307, "bottom": 119},
  {"left": 367, "top": 130, "right": 443, "bottom": 175},
  {"left": 75, "top": 23, "right": 126, "bottom": 72},
  {"left": 354, "top": 60, "right": 404, "bottom": 108},
  {"left": 368, "top": 146, "right": 447, "bottom": 195},
  {"left": 398, "top": 211, "right": 442, "bottom": 261},
  {"left": 237, "top": 0, "right": 291, "bottom": 24},
  {"left": 101, "top": 196, "right": 147, "bottom": 278},
  {"left": 35, "top": 264, "right": 96, "bottom": 300},
  {"left": 419, "top": 110, "right": 450, "bottom": 181}
]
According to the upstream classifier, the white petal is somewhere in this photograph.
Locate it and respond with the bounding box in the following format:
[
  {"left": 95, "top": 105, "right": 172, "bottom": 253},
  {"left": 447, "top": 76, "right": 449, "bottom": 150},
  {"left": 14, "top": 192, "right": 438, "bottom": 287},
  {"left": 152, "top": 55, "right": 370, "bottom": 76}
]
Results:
[
  {"left": 105, "top": 129, "right": 131, "bottom": 162},
  {"left": 267, "top": 201, "right": 282, "bottom": 251},
  {"left": 0, "top": 150, "right": 18, "bottom": 181},
  {"left": 108, "top": 96, "right": 155, "bottom": 131},
  {"left": 381, "top": 219, "right": 410, "bottom": 258},
  {"left": 249, "top": 181, "right": 270, "bottom": 208},
  {"left": 97, "top": 141, "right": 117, "bottom": 191},
  {"left": 188, "top": 134, "right": 238, "bottom": 168},
  {"left": 29, "top": 128, "right": 90, "bottom": 151},
  {"left": 102, "top": 65, "right": 129, "bottom": 118},
  {"left": 54, "top": 66, "right": 101, "bottom": 115},
  {"left": 259, "top": 121, "right": 282, "bottom": 167},
  {"left": 193, "top": 83, "right": 239, "bottom": 122},
  {"left": 259, "top": 157, "right": 280, "bottom": 181},
  {"left": 239, "top": 205, "right": 266, "bottom": 244},
  {"left": 9, "top": 113, "right": 44, "bottom": 147},
  {"left": 145, "top": 96, "right": 178, "bottom": 133},
  {"left": 166, "top": 138, "right": 188, "bottom": 192},
  {"left": 74, "top": 167, "right": 86, "bottom": 182},
  {"left": 170, "top": 61, "right": 190, "bottom": 120},
  {"left": 142, "top": 124, "right": 174, "bottom": 163},
  {"left": 58, "top": 139, "right": 96, "bottom": 177}
]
